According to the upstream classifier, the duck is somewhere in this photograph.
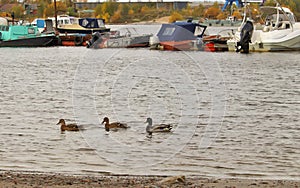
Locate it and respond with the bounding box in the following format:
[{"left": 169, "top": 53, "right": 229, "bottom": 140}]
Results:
[
  {"left": 145, "top": 117, "right": 172, "bottom": 136},
  {"left": 101, "top": 117, "right": 129, "bottom": 132},
  {"left": 56, "top": 119, "right": 79, "bottom": 131}
]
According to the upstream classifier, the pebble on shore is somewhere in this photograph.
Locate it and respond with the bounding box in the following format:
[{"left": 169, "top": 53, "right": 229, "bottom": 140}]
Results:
[{"left": 0, "top": 171, "right": 299, "bottom": 188}]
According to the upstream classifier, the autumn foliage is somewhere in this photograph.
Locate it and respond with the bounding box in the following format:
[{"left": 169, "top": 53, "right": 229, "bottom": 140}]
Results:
[
  {"left": 44, "top": 2, "right": 67, "bottom": 17},
  {"left": 1, "top": 0, "right": 300, "bottom": 24},
  {"left": 169, "top": 11, "right": 184, "bottom": 23}
]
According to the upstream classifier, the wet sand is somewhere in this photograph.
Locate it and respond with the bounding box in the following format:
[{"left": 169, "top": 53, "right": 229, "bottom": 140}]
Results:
[{"left": 1, "top": 171, "right": 299, "bottom": 188}]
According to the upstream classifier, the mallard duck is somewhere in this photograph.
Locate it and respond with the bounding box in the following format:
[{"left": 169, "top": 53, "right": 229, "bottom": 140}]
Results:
[
  {"left": 145, "top": 117, "right": 172, "bottom": 136},
  {"left": 56, "top": 119, "right": 79, "bottom": 131},
  {"left": 101, "top": 117, "right": 129, "bottom": 132}
]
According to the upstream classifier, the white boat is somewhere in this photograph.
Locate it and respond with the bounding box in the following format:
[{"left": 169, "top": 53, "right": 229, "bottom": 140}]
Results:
[
  {"left": 227, "top": 3, "right": 300, "bottom": 52},
  {"left": 48, "top": 15, "right": 109, "bottom": 34}
]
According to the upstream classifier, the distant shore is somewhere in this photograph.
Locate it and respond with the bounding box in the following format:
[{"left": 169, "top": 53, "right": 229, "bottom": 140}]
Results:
[
  {"left": 1, "top": 170, "right": 299, "bottom": 188},
  {"left": 130, "top": 16, "right": 170, "bottom": 25}
]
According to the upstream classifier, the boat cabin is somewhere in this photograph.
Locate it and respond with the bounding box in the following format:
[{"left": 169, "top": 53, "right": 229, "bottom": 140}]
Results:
[
  {"left": 48, "top": 15, "right": 76, "bottom": 27},
  {"left": 0, "top": 24, "right": 40, "bottom": 41},
  {"left": 79, "top": 18, "right": 106, "bottom": 29}
]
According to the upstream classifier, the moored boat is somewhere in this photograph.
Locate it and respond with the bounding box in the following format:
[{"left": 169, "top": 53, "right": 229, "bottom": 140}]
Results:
[
  {"left": 227, "top": 3, "right": 300, "bottom": 52},
  {"left": 58, "top": 33, "right": 90, "bottom": 46},
  {"left": 87, "top": 27, "right": 152, "bottom": 49},
  {"left": 0, "top": 17, "right": 58, "bottom": 47},
  {"left": 56, "top": 17, "right": 110, "bottom": 34},
  {"left": 203, "top": 29, "right": 236, "bottom": 52},
  {"left": 49, "top": 15, "right": 110, "bottom": 46},
  {"left": 149, "top": 19, "right": 207, "bottom": 51}
]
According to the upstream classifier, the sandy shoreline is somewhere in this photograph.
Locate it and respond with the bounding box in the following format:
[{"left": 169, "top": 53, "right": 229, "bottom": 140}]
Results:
[{"left": 1, "top": 171, "right": 299, "bottom": 188}]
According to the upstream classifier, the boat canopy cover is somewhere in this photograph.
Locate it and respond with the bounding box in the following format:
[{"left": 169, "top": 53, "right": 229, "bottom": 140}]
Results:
[
  {"left": 157, "top": 22, "right": 206, "bottom": 42},
  {"left": 79, "top": 18, "right": 105, "bottom": 28}
]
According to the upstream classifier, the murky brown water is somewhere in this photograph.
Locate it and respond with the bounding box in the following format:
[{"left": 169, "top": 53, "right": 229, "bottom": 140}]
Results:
[{"left": 0, "top": 26, "right": 299, "bottom": 180}]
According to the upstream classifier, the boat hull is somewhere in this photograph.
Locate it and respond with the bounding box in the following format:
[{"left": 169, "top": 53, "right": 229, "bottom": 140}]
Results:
[
  {"left": 203, "top": 35, "right": 230, "bottom": 52},
  {"left": 87, "top": 33, "right": 151, "bottom": 49},
  {"left": 153, "top": 40, "right": 202, "bottom": 51},
  {"left": 228, "top": 29, "right": 300, "bottom": 52},
  {"left": 104, "top": 35, "right": 151, "bottom": 48},
  {"left": 57, "top": 28, "right": 110, "bottom": 34},
  {"left": 0, "top": 35, "right": 58, "bottom": 47},
  {"left": 58, "top": 34, "right": 91, "bottom": 46},
  {"left": 159, "top": 41, "right": 192, "bottom": 51}
]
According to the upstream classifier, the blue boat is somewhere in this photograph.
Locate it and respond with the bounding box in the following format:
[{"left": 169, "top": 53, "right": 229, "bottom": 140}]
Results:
[
  {"left": 0, "top": 17, "right": 58, "bottom": 47},
  {"left": 149, "top": 19, "right": 207, "bottom": 51}
]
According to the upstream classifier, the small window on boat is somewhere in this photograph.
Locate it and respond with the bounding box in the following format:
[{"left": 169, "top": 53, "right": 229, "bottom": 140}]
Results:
[
  {"left": 195, "top": 26, "right": 203, "bottom": 36},
  {"left": 82, "top": 19, "right": 88, "bottom": 27},
  {"left": 28, "top": 28, "right": 35, "bottom": 34},
  {"left": 0, "top": 26, "right": 8, "bottom": 31},
  {"left": 97, "top": 20, "right": 105, "bottom": 27},
  {"left": 70, "top": 18, "right": 75, "bottom": 24},
  {"left": 90, "top": 21, "right": 95, "bottom": 28},
  {"left": 162, "top": 27, "right": 175, "bottom": 36}
]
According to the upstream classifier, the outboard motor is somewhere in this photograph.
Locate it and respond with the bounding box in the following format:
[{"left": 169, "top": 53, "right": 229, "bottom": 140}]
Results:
[
  {"left": 236, "top": 20, "right": 253, "bottom": 53},
  {"left": 86, "top": 32, "right": 103, "bottom": 48}
]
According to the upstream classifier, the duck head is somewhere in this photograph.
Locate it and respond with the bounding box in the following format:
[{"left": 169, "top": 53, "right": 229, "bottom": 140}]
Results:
[
  {"left": 145, "top": 117, "right": 153, "bottom": 136},
  {"left": 56, "top": 119, "right": 65, "bottom": 125},
  {"left": 102, "top": 117, "right": 109, "bottom": 124},
  {"left": 145, "top": 117, "right": 152, "bottom": 125}
]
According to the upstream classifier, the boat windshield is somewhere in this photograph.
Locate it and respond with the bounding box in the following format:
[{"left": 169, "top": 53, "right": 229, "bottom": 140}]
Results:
[
  {"left": 261, "top": 6, "right": 296, "bottom": 24},
  {"left": 97, "top": 19, "right": 105, "bottom": 27},
  {"left": 195, "top": 26, "right": 206, "bottom": 36}
]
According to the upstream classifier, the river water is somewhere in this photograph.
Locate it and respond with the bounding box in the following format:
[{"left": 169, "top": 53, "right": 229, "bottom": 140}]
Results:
[{"left": 0, "top": 25, "right": 299, "bottom": 180}]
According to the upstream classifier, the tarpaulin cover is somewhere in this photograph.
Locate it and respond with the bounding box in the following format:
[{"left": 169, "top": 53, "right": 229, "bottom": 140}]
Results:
[{"left": 157, "top": 22, "right": 202, "bottom": 42}]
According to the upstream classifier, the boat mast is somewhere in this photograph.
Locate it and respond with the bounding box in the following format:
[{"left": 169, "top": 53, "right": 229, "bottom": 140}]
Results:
[{"left": 54, "top": 0, "right": 58, "bottom": 29}]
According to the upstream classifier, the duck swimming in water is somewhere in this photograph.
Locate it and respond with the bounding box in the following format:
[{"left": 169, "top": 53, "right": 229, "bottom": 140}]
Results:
[
  {"left": 145, "top": 117, "right": 172, "bottom": 136},
  {"left": 56, "top": 119, "right": 79, "bottom": 131},
  {"left": 101, "top": 117, "right": 129, "bottom": 132}
]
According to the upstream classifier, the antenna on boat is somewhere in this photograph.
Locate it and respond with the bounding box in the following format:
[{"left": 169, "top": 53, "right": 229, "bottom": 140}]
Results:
[
  {"left": 11, "top": 12, "right": 15, "bottom": 25},
  {"left": 54, "top": 0, "right": 58, "bottom": 29}
]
